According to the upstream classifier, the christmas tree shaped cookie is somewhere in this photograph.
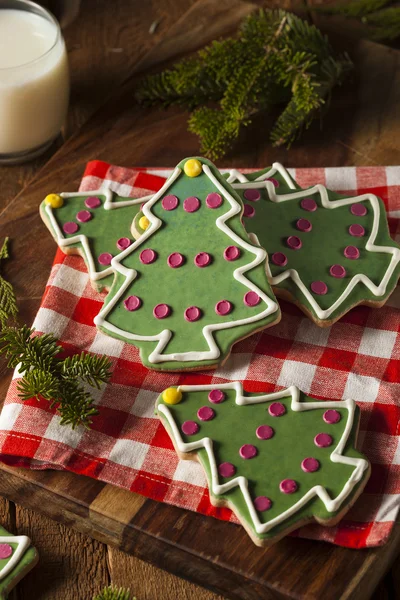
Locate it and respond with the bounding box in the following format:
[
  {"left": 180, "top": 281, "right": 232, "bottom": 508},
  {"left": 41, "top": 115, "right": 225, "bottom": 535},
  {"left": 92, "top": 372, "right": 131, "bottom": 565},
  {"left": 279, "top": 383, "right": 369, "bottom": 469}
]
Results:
[
  {"left": 94, "top": 157, "right": 281, "bottom": 371},
  {"left": 40, "top": 189, "right": 153, "bottom": 292},
  {"left": 230, "top": 163, "right": 400, "bottom": 326},
  {"left": 156, "top": 383, "right": 370, "bottom": 546},
  {"left": 0, "top": 527, "right": 38, "bottom": 598}
]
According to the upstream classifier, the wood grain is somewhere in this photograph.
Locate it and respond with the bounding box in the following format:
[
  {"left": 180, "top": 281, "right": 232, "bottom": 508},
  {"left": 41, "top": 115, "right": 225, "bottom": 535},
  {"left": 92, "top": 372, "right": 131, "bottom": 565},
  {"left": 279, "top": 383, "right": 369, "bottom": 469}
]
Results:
[{"left": 1, "top": 1, "right": 400, "bottom": 599}]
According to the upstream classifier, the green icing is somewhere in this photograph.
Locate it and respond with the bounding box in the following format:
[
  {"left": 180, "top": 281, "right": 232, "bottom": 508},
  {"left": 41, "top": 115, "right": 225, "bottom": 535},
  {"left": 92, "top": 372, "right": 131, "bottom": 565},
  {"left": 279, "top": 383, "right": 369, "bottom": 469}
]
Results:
[
  {"left": 40, "top": 193, "right": 145, "bottom": 291},
  {"left": 0, "top": 527, "right": 38, "bottom": 598},
  {"left": 233, "top": 174, "right": 400, "bottom": 322},
  {"left": 156, "top": 386, "right": 369, "bottom": 542},
  {"left": 98, "top": 157, "right": 280, "bottom": 370}
]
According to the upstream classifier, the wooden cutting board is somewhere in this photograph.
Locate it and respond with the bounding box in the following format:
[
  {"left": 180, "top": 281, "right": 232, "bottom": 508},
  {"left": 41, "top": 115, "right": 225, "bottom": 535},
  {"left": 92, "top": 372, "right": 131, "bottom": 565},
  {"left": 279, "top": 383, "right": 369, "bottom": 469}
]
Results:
[{"left": 0, "top": 2, "right": 400, "bottom": 598}]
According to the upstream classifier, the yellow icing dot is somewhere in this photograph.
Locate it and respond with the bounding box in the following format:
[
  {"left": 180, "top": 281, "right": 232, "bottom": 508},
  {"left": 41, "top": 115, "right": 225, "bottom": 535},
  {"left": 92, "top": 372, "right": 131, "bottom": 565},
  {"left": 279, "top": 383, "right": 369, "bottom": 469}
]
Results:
[
  {"left": 184, "top": 159, "right": 202, "bottom": 178},
  {"left": 139, "top": 216, "right": 150, "bottom": 230},
  {"left": 162, "top": 387, "right": 182, "bottom": 405},
  {"left": 44, "top": 194, "right": 63, "bottom": 208}
]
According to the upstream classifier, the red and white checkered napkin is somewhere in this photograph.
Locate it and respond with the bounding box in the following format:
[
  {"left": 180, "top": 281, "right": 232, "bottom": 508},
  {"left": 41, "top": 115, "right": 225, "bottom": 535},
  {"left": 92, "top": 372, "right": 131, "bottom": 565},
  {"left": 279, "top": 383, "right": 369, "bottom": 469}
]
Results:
[{"left": 1, "top": 161, "right": 400, "bottom": 549}]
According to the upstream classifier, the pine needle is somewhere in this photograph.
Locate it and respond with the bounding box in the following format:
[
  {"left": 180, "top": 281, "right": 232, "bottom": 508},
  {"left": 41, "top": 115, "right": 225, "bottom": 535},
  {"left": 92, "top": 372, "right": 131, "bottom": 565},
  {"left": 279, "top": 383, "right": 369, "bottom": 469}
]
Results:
[
  {"left": 93, "top": 585, "right": 134, "bottom": 600},
  {"left": 0, "top": 238, "right": 113, "bottom": 430},
  {"left": 136, "top": 9, "right": 352, "bottom": 159}
]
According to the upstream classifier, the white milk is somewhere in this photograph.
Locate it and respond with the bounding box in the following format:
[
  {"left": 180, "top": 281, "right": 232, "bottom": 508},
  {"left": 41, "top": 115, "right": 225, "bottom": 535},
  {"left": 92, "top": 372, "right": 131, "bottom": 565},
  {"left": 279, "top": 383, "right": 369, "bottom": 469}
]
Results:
[{"left": 0, "top": 8, "right": 69, "bottom": 156}]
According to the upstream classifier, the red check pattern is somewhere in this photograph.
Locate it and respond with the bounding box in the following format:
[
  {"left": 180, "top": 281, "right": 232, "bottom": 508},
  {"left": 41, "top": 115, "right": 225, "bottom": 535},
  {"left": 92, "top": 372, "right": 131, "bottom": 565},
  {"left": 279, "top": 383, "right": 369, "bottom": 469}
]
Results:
[{"left": 1, "top": 160, "right": 400, "bottom": 549}]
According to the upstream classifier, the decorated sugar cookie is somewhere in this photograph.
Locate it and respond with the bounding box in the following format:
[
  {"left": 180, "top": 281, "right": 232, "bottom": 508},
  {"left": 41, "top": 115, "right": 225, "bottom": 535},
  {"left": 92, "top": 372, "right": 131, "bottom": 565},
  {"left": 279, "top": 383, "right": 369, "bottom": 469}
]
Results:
[
  {"left": 229, "top": 163, "right": 400, "bottom": 326},
  {"left": 0, "top": 527, "right": 38, "bottom": 598},
  {"left": 40, "top": 190, "right": 153, "bottom": 291},
  {"left": 156, "top": 382, "right": 370, "bottom": 546},
  {"left": 93, "top": 157, "right": 280, "bottom": 371}
]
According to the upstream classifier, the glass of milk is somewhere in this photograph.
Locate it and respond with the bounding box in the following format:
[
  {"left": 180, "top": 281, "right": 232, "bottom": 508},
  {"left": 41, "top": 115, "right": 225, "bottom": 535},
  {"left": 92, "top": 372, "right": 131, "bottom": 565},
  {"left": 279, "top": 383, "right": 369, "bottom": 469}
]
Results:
[{"left": 0, "top": 0, "right": 69, "bottom": 164}]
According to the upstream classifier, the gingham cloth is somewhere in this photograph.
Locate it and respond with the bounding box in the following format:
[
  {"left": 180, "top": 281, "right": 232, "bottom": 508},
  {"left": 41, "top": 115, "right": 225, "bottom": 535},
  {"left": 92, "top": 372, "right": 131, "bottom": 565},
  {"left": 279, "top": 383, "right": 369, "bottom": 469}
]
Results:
[{"left": 1, "top": 160, "right": 400, "bottom": 549}]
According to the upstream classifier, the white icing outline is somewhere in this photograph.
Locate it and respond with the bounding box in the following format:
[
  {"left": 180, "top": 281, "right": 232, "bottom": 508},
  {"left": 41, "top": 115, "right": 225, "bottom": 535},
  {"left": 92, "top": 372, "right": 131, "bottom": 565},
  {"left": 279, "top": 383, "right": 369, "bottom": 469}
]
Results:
[
  {"left": 226, "top": 163, "right": 297, "bottom": 187},
  {"left": 230, "top": 164, "right": 400, "bottom": 320},
  {"left": 158, "top": 383, "right": 369, "bottom": 536},
  {"left": 44, "top": 189, "right": 154, "bottom": 282},
  {"left": 93, "top": 164, "right": 279, "bottom": 363},
  {"left": 0, "top": 536, "right": 31, "bottom": 581}
]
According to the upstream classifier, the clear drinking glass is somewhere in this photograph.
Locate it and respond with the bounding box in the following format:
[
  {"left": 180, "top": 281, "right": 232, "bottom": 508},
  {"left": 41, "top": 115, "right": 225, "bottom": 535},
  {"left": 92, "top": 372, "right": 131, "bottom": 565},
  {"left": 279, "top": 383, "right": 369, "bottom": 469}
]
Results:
[{"left": 0, "top": 0, "right": 69, "bottom": 164}]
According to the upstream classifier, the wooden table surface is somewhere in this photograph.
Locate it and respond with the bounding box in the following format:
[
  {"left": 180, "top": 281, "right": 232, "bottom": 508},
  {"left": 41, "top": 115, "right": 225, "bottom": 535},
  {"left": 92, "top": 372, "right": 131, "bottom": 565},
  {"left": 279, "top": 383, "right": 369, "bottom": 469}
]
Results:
[{"left": 0, "top": 1, "right": 400, "bottom": 598}]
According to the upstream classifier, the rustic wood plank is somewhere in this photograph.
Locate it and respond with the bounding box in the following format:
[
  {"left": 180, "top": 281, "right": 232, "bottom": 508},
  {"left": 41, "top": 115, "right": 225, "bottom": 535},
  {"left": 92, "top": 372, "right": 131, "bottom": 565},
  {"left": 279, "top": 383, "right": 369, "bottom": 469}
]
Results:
[
  {"left": 0, "top": 3, "right": 400, "bottom": 600},
  {"left": 14, "top": 506, "right": 109, "bottom": 600},
  {"left": 108, "top": 549, "right": 224, "bottom": 600}
]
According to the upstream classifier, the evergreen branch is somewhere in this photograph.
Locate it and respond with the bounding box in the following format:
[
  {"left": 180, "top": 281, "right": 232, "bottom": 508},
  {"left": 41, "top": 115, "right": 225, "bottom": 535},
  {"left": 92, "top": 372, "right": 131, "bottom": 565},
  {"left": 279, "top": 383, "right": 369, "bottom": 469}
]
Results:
[
  {"left": 136, "top": 9, "right": 353, "bottom": 158},
  {"left": 0, "top": 238, "right": 9, "bottom": 261},
  {"left": 94, "top": 585, "right": 134, "bottom": 600},
  {"left": 315, "top": 0, "right": 391, "bottom": 18},
  {"left": 0, "top": 239, "right": 18, "bottom": 328},
  {"left": 364, "top": 7, "right": 400, "bottom": 40},
  {"left": 0, "top": 237, "right": 114, "bottom": 430},
  {"left": 59, "top": 352, "right": 113, "bottom": 389}
]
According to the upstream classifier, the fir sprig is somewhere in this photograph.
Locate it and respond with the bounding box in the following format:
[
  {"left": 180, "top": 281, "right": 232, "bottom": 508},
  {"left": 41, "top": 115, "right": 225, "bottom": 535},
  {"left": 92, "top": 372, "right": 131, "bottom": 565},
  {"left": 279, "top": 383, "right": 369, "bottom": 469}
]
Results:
[
  {"left": 0, "top": 239, "right": 113, "bottom": 430},
  {"left": 94, "top": 585, "right": 134, "bottom": 600},
  {"left": 316, "top": 0, "right": 400, "bottom": 41},
  {"left": 136, "top": 9, "right": 352, "bottom": 159},
  {"left": 0, "top": 326, "right": 112, "bottom": 428},
  {"left": 0, "top": 238, "right": 18, "bottom": 329}
]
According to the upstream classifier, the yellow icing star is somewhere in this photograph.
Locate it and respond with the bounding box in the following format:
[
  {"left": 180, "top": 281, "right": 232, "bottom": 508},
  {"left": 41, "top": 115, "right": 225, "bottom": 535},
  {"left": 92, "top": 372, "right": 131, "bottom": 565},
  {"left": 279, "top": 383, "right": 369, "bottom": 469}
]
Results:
[
  {"left": 44, "top": 193, "right": 63, "bottom": 208},
  {"left": 184, "top": 159, "right": 202, "bottom": 178},
  {"left": 162, "top": 387, "right": 183, "bottom": 405},
  {"left": 139, "top": 216, "right": 150, "bottom": 230}
]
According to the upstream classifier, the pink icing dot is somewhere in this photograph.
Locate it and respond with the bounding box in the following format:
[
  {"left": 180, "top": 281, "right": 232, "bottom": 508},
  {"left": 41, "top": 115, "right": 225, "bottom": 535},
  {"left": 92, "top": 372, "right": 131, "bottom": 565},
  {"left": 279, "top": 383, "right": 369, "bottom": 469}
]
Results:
[
  {"left": 267, "top": 177, "right": 279, "bottom": 188},
  {"left": 349, "top": 224, "right": 365, "bottom": 237},
  {"left": 98, "top": 252, "right": 113, "bottom": 265},
  {"left": 162, "top": 195, "right": 179, "bottom": 211},
  {"left": 314, "top": 433, "right": 333, "bottom": 448},
  {"left": 76, "top": 210, "right": 92, "bottom": 223},
  {"left": 224, "top": 246, "right": 241, "bottom": 261},
  {"left": 330, "top": 264, "right": 346, "bottom": 278},
  {"left": 323, "top": 409, "right": 341, "bottom": 424},
  {"left": 117, "top": 237, "right": 131, "bottom": 251},
  {"left": 181, "top": 421, "right": 199, "bottom": 435},
  {"left": 208, "top": 389, "right": 225, "bottom": 404},
  {"left": 351, "top": 203, "right": 367, "bottom": 216},
  {"left": 256, "top": 425, "right": 274, "bottom": 440},
  {"left": 197, "top": 406, "right": 215, "bottom": 421},
  {"left": 85, "top": 196, "right": 101, "bottom": 208},
  {"left": 280, "top": 479, "right": 298, "bottom": 494},
  {"left": 254, "top": 496, "right": 272, "bottom": 512},
  {"left": 153, "top": 304, "right": 171, "bottom": 319},
  {"left": 268, "top": 402, "right": 286, "bottom": 417},
  {"left": 296, "top": 218, "right": 312, "bottom": 232},
  {"left": 344, "top": 245, "right": 360, "bottom": 260},
  {"left": 239, "top": 444, "right": 258, "bottom": 459},
  {"left": 218, "top": 462, "right": 236, "bottom": 477},
  {"left": 243, "top": 204, "right": 255, "bottom": 218},
  {"left": 271, "top": 252, "right": 287, "bottom": 267},
  {"left": 124, "top": 295, "right": 142, "bottom": 311},
  {"left": 301, "top": 457, "right": 320, "bottom": 473},
  {"left": 183, "top": 196, "right": 200, "bottom": 213},
  {"left": 63, "top": 222, "right": 78, "bottom": 234},
  {"left": 140, "top": 249, "right": 157, "bottom": 264},
  {"left": 300, "top": 198, "right": 317, "bottom": 212},
  {"left": 311, "top": 281, "right": 328, "bottom": 295},
  {"left": 194, "top": 252, "right": 211, "bottom": 268},
  {"left": 243, "top": 189, "right": 261, "bottom": 201},
  {"left": 184, "top": 306, "right": 202, "bottom": 322},
  {"left": 287, "top": 235, "right": 302, "bottom": 250},
  {"left": 206, "top": 192, "right": 222, "bottom": 208},
  {"left": 167, "top": 252, "right": 184, "bottom": 268},
  {"left": 215, "top": 300, "right": 232, "bottom": 316},
  {"left": 244, "top": 291, "right": 261, "bottom": 307},
  {"left": 0, "top": 544, "right": 13, "bottom": 559}
]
